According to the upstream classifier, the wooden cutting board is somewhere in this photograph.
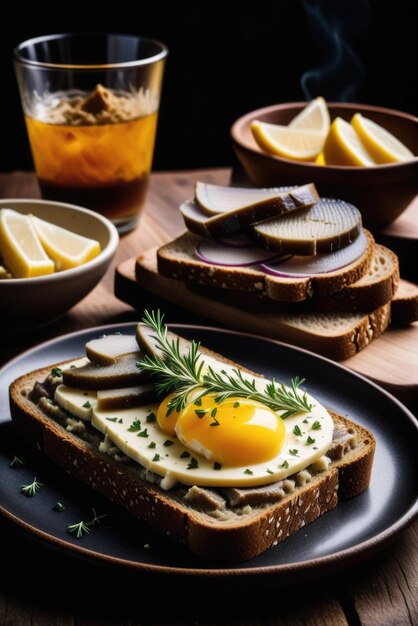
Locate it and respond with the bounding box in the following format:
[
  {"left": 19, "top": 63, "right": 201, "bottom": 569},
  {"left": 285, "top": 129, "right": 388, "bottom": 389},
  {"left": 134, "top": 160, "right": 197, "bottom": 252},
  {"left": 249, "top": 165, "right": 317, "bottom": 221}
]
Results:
[{"left": 115, "top": 254, "right": 418, "bottom": 410}]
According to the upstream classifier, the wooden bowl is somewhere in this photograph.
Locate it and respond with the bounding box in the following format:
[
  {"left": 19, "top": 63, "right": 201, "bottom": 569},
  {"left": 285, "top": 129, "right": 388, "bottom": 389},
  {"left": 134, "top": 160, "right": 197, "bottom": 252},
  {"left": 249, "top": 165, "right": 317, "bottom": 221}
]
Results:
[
  {"left": 0, "top": 199, "right": 119, "bottom": 329},
  {"left": 231, "top": 102, "right": 418, "bottom": 231}
]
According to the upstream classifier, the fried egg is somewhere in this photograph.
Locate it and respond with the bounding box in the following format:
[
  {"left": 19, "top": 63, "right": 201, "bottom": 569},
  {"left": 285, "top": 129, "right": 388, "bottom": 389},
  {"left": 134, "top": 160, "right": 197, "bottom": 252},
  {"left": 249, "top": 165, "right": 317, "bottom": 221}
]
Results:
[{"left": 55, "top": 354, "right": 334, "bottom": 489}]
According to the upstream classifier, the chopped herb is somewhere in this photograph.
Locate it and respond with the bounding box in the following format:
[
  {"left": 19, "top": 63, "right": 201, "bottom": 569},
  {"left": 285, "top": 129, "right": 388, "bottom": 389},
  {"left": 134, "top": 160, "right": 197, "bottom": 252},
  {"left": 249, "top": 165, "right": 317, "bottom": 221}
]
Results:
[
  {"left": 152, "top": 454, "right": 161, "bottom": 462},
  {"left": 289, "top": 449, "right": 299, "bottom": 457},
  {"left": 51, "top": 367, "right": 63, "bottom": 378},
  {"left": 118, "top": 418, "right": 123, "bottom": 424},
  {"left": 82, "top": 401, "right": 92, "bottom": 409},
  {"left": 293, "top": 425, "right": 302, "bottom": 436},
  {"left": 106, "top": 417, "right": 118, "bottom": 423},
  {"left": 67, "top": 509, "right": 106, "bottom": 539},
  {"left": 52, "top": 501, "right": 65, "bottom": 512},
  {"left": 312, "top": 421, "right": 322, "bottom": 430},
  {"left": 148, "top": 442, "right": 156, "bottom": 449},
  {"left": 180, "top": 451, "right": 190, "bottom": 458},
  {"left": 307, "top": 436, "right": 315, "bottom": 445},
  {"left": 213, "top": 462, "right": 222, "bottom": 470},
  {"left": 313, "top": 447, "right": 318, "bottom": 450},
  {"left": 137, "top": 428, "right": 149, "bottom": 438},
  {"left": 163, "top": 440, "right": 174, "bottom": 447},
  {"left": 211, "top": 407, "right": 218, "bottom": 418},
  {"left": 21, "top": 477, "right": 44, "bottom": 497},
  {"left": 303, "top": 418, "right": 309, "bottom": 424},
  {"left": 187, "top": 457, "right": 199, "bottom": 470},
  {"left": 146, "top": 412, "right": 156, "bottom": 423},
  {"left": 194, "top": 397, "right": 202, "bottom": 406},
  {"left": 266, "top": 468, "right": 274, "bottom": 475},
  {"left": 210, "top": 417, "right": 220, "bottom": 427},
  {"left": 233, "top": 401, "right": 240, "bottom": 408},
  {"left": 280, "top": 460, "right": 289, "bottom": 469},
  {"left": 244, "top": 469, "right": 253, "bottom": 475},
  {"left": 10, "top": 456, "right": 26, "bottom": 468},
  {"left": 128, "top": 419, "right": 142, "bottom": 432},
  {"left": 195, "top": 409, "right": 207, "bottom": 418}
]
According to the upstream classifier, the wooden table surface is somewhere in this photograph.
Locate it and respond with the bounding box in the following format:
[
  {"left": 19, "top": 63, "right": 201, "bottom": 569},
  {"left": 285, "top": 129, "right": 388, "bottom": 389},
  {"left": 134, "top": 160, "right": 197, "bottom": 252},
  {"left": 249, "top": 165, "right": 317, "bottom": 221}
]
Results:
[{"left": 0, "top": 170, "right": 417, "bottom": 626}]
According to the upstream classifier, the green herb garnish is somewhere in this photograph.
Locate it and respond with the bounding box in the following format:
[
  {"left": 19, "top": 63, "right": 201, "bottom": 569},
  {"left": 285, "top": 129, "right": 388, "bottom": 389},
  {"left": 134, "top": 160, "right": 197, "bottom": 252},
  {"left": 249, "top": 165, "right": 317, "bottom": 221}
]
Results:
[
  {"left": 146, "top": 412, "right": 156, "bottom": 423},
  {"left": 106, "top": 417, "right": 118, "bottom": 423},
  {"left": 137, "top": 310, "right": 313, "bottom": 416},
  {"left": 82, "top": 401, "right": 92, "bottom": 409},
  {"left": 266, "top": 468, "right": 274, "bottom": 475},
  {"left": 51, "top": 367, "right": 63, "bottom": 378},
  {"left": 163, "top": 440, "right": 174, "bottom": 447},
  {"left": 128, "top": 419, "right": 142, "bottom": 432},
  {"left": 137, "top": 428, "right": 149, "bottom": 438},
  {"left": 148, "top": 441, "right": 156, "bottom": 449},
  {"left": 152, "top": 454, "right": 161, "bottom": 462},
  {"left": 244, "top": 469, "right": 253, "bottom": 475},
  {"left": 307, "top": 436, "right": 316, "bottom": 445},
  {"left": 210, "top": 417, "right": 220, "bottom": 427},
  {"left": 195, "top": 409, "right": 207, "bottom": 418},
  {"left": 312, "top": 421, "right": 322, "bottom": 430},
  {"left": 21, "top": 477, "right": 44, "bottom": 497},
  {"left": 187, "top": 457, "right": 199, "bottom": 470},
  {"left": 293, "top": 425, "right": 302, "bottom": 436},
  {"left": 289, "top": 449, "right": 299, "bottom": 457},
  {"left": 233, "top": 401, "right": 240, "bottom": 408},
  {"left": 10, "top": 455, "right": 26, "bottom": 468},
  {"left": 67, "top": 509, "right": 106, "bottom": 539},
  {"left": 280, "top": 460, "right": 289, "bottom": 469},
  {"left": 180, "top": 451, "right": 190, "bottom": 458},
  {"left": 53, "top": 501, "right": 65, "bottom": 512}
]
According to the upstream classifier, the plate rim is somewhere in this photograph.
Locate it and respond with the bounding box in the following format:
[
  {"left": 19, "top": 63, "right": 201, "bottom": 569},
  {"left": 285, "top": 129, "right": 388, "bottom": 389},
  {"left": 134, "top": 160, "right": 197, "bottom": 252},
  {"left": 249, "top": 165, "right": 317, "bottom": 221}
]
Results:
[{"left": 1, "top": 321, "right": 417, "bottom": 579}]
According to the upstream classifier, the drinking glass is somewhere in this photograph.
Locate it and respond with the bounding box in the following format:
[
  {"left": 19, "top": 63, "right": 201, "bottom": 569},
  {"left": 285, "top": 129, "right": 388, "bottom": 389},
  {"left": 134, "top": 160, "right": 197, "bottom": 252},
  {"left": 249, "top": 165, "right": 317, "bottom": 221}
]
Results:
[{"left": 14, "top": 33, "right": 168, "bottom": 233}]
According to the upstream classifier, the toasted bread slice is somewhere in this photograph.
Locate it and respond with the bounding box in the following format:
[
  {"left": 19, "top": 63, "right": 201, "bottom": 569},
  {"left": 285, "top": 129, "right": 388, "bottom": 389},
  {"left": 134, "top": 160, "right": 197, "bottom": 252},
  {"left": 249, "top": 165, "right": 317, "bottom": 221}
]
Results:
[
  {"left": 391, "top": 279, "right": 418, "bottom": 326},
  {"left": 136, "top": 249, "right": 390, "bottom": 360},
  {"left": 9, "top": 348, "right": 375, "bottom": 562},
  {"left": 187, "top": 243, "right": 399, "bottom": 314},
  {"left": 157, "top": 230, "right": 374, "bottom": 303}
]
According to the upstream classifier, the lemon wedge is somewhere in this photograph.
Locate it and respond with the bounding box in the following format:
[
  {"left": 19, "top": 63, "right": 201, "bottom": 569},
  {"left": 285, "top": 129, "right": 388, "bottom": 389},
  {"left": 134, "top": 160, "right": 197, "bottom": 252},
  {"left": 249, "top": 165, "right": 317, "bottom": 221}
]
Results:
[
  {"left": 30, "top": 215, "right": 101, "bottom": 271},
  {"left": 289, "top": 97, "right": 330, "bottom": 140},
  {"left": 322, "top": 117, "right": 375, "bottom": 166},
  {"left": 251, "top": 120, "right": 324, "bottom": 161},
  {"left": 0, "top": 208, "right": 55, "bottom": 278},
  {"left": 351, "top": 113, "right": 415, "bottom": 164}
]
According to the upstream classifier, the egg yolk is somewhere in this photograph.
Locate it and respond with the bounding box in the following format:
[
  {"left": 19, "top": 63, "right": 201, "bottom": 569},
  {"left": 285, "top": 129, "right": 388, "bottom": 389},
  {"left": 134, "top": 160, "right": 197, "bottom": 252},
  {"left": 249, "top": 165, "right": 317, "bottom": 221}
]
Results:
[{"left": 174, "top": 395, "right": 286, "bottom": 466}]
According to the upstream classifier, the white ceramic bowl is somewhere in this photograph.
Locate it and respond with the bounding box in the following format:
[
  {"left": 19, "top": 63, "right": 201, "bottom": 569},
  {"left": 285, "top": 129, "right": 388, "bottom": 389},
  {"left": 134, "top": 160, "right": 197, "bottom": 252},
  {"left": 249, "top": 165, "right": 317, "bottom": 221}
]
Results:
[{"left": 0, "top": 199, "right": 119, "bottom": 328}]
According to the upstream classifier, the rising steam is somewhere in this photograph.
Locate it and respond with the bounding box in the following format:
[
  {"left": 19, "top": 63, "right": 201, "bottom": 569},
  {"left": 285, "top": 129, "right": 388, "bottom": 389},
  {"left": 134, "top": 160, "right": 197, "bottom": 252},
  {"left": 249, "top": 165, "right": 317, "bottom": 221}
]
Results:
[{"left": 301, "top": 0, "right": 371, "bottom": 101}]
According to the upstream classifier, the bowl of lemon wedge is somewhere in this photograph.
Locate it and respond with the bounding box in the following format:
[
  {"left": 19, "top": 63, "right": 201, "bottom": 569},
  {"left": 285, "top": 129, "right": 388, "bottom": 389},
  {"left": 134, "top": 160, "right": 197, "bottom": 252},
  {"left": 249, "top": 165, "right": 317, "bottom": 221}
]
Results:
[
  {"left": 0, "top": 199, "right": 119, "bottom": 328},
  {"left": 231, "top": 99, "right": 418, "bottom": 230}
]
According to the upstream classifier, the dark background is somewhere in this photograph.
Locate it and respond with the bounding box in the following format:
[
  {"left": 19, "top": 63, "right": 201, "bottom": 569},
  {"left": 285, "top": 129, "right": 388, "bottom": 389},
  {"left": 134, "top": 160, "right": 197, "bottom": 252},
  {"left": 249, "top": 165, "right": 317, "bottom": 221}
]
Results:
[{"left": 1, "top": 0, "right": 416, "bottom": 172}]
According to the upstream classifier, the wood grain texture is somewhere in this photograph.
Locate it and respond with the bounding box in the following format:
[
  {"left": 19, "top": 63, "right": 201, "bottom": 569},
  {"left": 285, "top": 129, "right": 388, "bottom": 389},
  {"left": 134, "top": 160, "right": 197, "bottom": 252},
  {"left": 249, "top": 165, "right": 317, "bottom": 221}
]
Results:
[{"left": 0, "top": 170, "right": 417, "bottom": 626}]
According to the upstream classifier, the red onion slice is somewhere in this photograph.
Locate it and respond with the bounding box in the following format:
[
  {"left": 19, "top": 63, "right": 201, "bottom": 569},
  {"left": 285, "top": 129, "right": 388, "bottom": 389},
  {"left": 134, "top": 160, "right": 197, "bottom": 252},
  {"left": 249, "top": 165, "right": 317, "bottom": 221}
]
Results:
[
  {"left": 214, "top": 233, "right": 256, "bottom": 248},
  {"left": 196, "top": 237, "right": 282, "bottom": 267},
  {"left": 261, "top": 230, "right": 368, "bottom": 277}
]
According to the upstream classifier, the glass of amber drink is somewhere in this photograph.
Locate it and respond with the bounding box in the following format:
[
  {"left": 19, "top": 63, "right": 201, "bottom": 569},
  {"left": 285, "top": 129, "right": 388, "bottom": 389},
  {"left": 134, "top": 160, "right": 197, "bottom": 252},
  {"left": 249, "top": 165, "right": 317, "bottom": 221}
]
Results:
[{"left": 14, "top": 34, "right": 167, "bottom": 233}]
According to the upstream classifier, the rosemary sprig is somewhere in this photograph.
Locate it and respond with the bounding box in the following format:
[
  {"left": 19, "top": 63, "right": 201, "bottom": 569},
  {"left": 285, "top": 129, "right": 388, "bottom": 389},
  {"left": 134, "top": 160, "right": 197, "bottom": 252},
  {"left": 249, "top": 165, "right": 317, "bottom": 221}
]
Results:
[
  {"left": 137, "top": 310, "right": 312, "bottom": 416},
  {"left": 21, "top": 477, "right": 44, "bottom": 497},
  {"left": 67, "top": 509, "right": 106, "bottom": 539}
]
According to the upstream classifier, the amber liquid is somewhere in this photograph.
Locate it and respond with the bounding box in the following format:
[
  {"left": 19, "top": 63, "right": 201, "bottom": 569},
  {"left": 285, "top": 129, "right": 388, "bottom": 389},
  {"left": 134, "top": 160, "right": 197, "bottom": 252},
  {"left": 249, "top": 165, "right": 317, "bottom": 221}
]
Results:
[{"left": 25, "top": 112, "right": 158, "bottom": 227}]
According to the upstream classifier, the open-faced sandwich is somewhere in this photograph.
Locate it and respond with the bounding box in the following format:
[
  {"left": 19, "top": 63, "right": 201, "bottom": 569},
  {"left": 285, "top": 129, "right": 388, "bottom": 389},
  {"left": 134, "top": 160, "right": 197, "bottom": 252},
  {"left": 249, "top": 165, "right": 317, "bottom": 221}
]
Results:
[{"left": 9, "top": 311, "right": 375, "bottom": 561}]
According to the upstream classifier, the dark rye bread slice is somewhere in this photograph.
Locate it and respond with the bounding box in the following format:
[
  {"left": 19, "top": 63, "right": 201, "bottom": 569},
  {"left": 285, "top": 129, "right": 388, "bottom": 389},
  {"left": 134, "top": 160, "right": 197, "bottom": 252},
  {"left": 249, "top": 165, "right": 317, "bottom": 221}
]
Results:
[
  {"left": 181, "top": 183, "right": 319, "bottom": 238},
  {"left": 157, "top": 229, "right": 374, "bottom": 302},
  {"left": 187, "top": 243, "right": 399, "bottom": 314},
  {"left": 9, "top": 361, "right": 375, "bottom": 562}
]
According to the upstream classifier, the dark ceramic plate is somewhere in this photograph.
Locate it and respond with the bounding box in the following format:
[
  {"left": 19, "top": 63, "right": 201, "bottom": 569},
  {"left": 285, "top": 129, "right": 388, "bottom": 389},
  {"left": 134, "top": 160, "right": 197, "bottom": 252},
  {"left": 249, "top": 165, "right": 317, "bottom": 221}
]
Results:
[{"left": 0, "top": 323, "right": 417, "bottom": 583}]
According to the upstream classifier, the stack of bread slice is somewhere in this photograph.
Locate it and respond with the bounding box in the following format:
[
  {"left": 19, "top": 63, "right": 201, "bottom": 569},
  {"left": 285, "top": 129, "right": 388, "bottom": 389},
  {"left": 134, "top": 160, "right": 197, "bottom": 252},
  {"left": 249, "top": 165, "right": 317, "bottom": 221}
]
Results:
[{"left": 135, "top": 182, "right": 418, "bottom": 360}]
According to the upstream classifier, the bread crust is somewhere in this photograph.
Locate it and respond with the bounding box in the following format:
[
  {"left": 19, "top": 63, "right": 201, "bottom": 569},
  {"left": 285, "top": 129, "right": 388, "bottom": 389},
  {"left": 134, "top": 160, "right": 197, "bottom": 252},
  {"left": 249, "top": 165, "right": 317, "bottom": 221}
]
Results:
[
  {"left": 9, "top": 362, "right": 375, "bottom": 562},
  {"left": 157, "top": 230, "right": 375, "bottom": 303}
]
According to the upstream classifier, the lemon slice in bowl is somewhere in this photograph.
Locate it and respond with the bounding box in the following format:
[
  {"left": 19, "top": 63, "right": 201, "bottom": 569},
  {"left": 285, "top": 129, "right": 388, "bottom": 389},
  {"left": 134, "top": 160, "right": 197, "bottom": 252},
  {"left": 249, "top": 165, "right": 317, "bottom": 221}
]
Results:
[
  {"left": 351, "top": 113, "right": 415, "bottom": 164},
  {"left": 251, "top": 120, "right": 324, "bottom": 161},
  {"left": 0, "top": 208, "right": 54, "bottom": 278},
  {"left": 289, "top": 97, "right": 330, "bottom": 139},
  {"left": 30, "top": 215, "right": 101, "bottom": 271},
  {"left": 322, "top": 117, "right": 375, "bottom": 166}
]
